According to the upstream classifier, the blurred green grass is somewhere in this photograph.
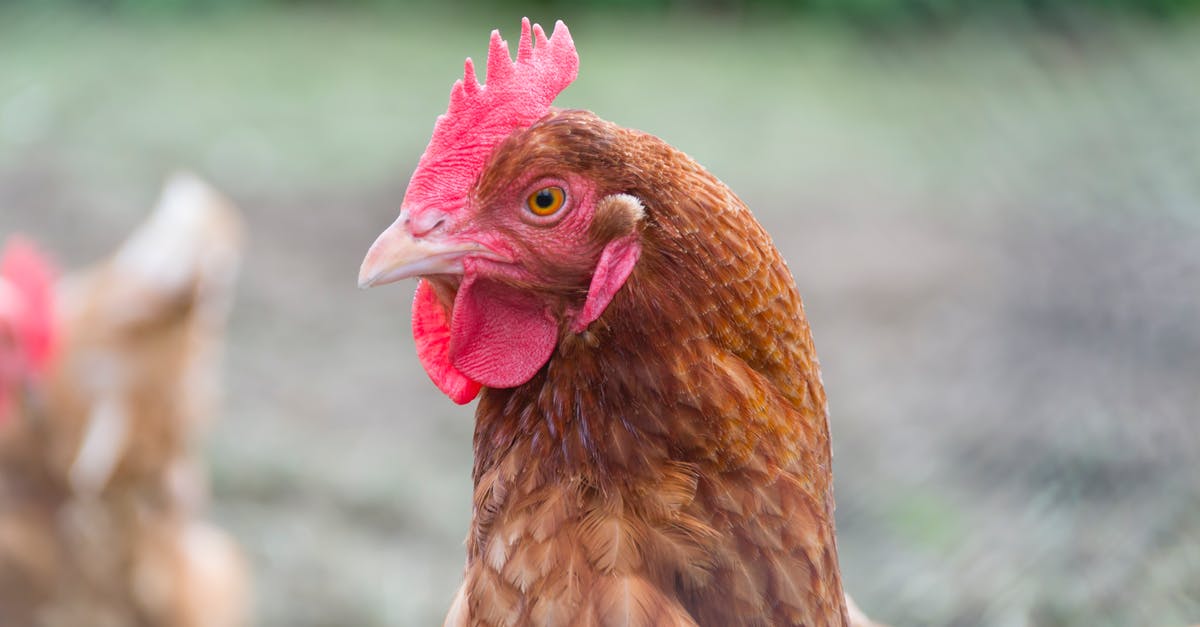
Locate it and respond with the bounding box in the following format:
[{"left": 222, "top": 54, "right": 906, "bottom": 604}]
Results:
[
  {"left": 4, "top": 5, "right": 1197, "bottom": 220},
  {"left": 2, "top": 5, "right": 1200, "bottom": 627}
]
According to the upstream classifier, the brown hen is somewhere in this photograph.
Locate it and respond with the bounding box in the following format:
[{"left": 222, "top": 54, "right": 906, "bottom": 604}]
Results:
[
  {"left": 0, "top": 173, "right": 249, "bottom": 627},
  {"left": 360, "top": 20, "right": 863, "bottom": 627}
]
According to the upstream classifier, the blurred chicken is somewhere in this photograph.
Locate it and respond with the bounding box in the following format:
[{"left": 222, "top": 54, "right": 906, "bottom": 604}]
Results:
[{"left": 0, "top": 173, "right": 249, "bottom": 627}]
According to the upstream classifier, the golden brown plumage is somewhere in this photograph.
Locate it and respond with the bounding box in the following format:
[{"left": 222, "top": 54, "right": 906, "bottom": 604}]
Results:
[{"left": 442, "top": 110, "right": 848, "bottom": 626}]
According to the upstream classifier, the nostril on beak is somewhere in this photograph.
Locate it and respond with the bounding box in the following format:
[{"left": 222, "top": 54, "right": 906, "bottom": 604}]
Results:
[{"left": 409, "top": 212, "right": 448, "bottom": 239}]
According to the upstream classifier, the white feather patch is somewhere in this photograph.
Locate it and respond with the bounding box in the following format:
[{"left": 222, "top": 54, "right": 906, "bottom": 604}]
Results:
[
  {"left": 598, "top": 193, "right": 646, "bottom": 225},
  {"left": 68, "top": 396, "right": 130, "bottom": 496},
  {"left": 113, "top": 172, "right": 220, "bottom": 294},
  {"left": 105, "top": 171, "right": 242, "bottom": 330}
]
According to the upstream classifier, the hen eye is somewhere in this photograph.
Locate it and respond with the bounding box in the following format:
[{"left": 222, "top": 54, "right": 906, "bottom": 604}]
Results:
[{"left": 526, "top": 186, "right": 565, "bottom": 217}]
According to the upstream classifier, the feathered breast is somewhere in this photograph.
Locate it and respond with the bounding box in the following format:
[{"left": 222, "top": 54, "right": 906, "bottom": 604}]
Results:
[{"left": 460, "top": 110, "right": 848, "bottom": 626}]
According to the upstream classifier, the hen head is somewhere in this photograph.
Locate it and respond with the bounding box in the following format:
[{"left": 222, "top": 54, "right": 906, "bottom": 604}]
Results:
[
  {"left": 360, "top": 20, "right": 645, "bottom": 404},
  {"left": 48, "top": 173, "right": 243, "bottom": 497},
  {"left": 0, "top": 236, "right": 58, "bottom": 422}
]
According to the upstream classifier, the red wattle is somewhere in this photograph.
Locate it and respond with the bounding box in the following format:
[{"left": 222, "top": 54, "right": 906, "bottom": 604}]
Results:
[
  {"left": 412, "top": 280, "right": 481, "bottom": 405},
  {"left": 448, "top": 274, "right": 557, "bottom": 390}
]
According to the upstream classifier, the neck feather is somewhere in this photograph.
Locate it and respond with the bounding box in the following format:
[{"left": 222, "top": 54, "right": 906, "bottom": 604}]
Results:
[{"left": 473, "top": 160, "right": 831, "bottom": 498}]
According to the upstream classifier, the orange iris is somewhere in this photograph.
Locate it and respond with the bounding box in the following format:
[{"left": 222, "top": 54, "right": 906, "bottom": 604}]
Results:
[{"left": 526, "top": 186, "right": 565, "bottom": 216}]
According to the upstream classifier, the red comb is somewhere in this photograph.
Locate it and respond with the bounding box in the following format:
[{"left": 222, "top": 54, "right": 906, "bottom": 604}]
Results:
[
  {"left": 404, "top": 18, "right": 578, "bottom": 215},
  {"left": 0, "top": 236, "right": 58, "bottom": 385}
]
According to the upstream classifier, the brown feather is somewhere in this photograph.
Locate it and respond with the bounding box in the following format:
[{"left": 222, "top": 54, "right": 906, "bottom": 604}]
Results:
[
  {"left": 451, "top": 110, "right": 850, "bottom": 625},
  {"left": 593, "top": 575, "right": 698, "bottom": 627},
  {"left": 580, "top": 512, "right": 644, "bottom": 574}
]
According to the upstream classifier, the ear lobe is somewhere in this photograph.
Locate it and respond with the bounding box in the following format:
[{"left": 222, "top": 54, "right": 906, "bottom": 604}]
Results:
[{"left": 571, "top": 234, "right": 641, "bottom": 334}]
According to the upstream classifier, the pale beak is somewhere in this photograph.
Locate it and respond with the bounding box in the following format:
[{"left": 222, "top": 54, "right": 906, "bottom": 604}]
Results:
[{"left": 358, "top": 217, "right": 484, "bottom": 288}]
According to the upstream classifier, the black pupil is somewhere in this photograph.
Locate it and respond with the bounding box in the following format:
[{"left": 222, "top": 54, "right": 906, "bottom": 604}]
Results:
[{"left": 535, "top": 189, "right": 556, "bottom": 209}]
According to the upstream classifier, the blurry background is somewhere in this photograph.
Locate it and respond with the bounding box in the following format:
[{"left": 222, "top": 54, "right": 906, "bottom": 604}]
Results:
[{"left": 1, "top": 0, "right": 1198, "bottom": 625}]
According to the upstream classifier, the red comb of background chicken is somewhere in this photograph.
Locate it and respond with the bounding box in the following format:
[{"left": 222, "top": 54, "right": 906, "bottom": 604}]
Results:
[
  {"left": 0, "top": 236, "right": 58, "bottom": 421},
  {"left": 405, "top": 17, "right": 578, "bottom": 220}
]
